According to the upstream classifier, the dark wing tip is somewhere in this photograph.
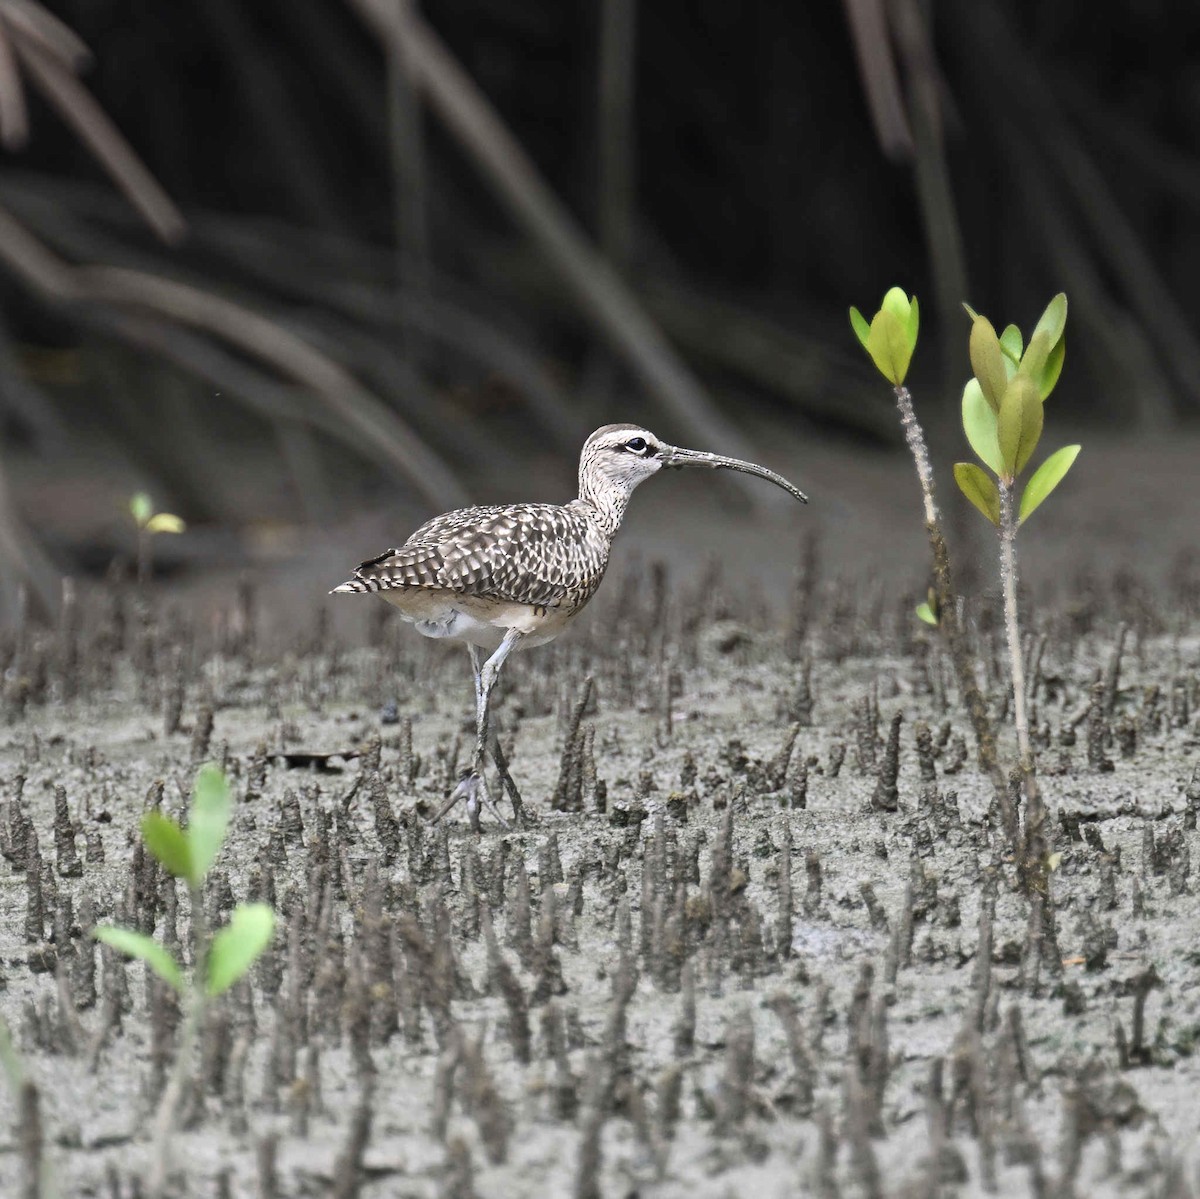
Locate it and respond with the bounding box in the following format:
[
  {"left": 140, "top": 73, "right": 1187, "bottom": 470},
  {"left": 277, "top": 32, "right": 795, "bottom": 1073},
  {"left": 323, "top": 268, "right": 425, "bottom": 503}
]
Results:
[{"left": 356, "top": 547, "right": 398, "bottom": 572}]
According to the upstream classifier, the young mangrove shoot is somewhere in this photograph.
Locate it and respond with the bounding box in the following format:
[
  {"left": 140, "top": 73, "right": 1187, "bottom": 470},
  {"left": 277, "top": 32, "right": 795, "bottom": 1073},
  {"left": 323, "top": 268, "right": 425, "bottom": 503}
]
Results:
[
  {"left": 94, "top": 764, "right": 275, "bottom": 1197},
  {"left": 849, "top": 288, "right": 1002, "bottom": 790},
  {"left": 129, "top": 492, "right": 185, "bottom": 585},
  {"left": 953, "top": 293, "right": 1079, "bottom": 881}
]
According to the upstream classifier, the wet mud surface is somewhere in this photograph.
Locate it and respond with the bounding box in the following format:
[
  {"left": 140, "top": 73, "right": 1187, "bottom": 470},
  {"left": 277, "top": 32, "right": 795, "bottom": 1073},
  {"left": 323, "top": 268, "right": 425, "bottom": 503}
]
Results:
[{"left": 2, "top": 445, "right": 1200, "bottom": 1197}]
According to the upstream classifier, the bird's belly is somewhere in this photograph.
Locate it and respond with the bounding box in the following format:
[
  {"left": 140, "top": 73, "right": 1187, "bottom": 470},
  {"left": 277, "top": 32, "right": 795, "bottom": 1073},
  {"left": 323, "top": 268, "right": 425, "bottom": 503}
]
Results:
[{"left": 382, "top": 589, "right": 579, "bottom": 650}]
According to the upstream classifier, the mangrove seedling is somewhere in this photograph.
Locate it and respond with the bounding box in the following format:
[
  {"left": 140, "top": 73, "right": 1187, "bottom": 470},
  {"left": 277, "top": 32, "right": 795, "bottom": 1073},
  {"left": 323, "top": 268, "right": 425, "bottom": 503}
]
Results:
[
  {"left": 129, "top": 492, "right": 185, "bottom": 585},
  {"left": 0, "top": 1014, "right": 51, "bottom": 1197},
  {"left": 954, "top": 293, "right": 1079, "bottom": 858},
  {"left": 94, "top": 764, "right": 275, "bottom": 1197},
  {"left": 849, "top": 288, "right": 1002, "bottom": 790}
]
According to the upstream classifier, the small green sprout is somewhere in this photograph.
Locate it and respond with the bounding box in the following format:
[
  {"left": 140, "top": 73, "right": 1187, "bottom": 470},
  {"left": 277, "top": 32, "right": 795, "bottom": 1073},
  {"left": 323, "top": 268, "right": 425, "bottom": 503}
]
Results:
[
  {"left": 915, "top": 587, "right": 940, "bottom": 627},
  {"left": 848, "top": 286, "right": 1004, "bottom": 791},
  {"left": 95, "top": 764, "right": 274, "bottom": 995},
  {"left": 849, "top": 287, "right": 920, "bottom": 387},
  {"left": 130, "top": 492, "right": 185, "bottom": 535},
  {"left": 130, "top": 492, "right": 185, "bottom": 584},
  {"left": 94, "top": 765, "right": 274, "bottom": 1194}
]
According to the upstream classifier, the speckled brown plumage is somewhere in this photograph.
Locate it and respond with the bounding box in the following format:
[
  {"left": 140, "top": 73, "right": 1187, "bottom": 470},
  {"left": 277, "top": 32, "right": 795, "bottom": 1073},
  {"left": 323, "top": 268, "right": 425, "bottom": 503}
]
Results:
[{"left": 335, "top": 500, "right": 613, "bottom": 614}]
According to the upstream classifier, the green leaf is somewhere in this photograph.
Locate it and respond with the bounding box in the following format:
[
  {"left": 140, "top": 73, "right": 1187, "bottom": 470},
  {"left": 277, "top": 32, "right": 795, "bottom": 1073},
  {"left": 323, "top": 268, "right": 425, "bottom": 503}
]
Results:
[
  {"left": 881, "top": 287, "right": 911, "bottom": 326},
  {"left": 866, "top": 309, "right": 912, "bottom": 385},
  {"left": 962, "top": 379, "right": 1005, "bottom": 475},
  {"left": 188, "top": 764, "right": 231, "bottom": 886},
  {"left": 915, "top": 601, "right": 939, "bottom": 627},
  {"left": 145, "top": 512, "right": 185, "bottom": 535},
  {"left": 1015, "top": 376, "right": 1045, "bottom": 473},
  {"left": 849, "top": 306, "right": 871, "bottom": 351},
  {"left": 954, "top": 462, "right": 1000, "bottom": 525},
  {"left": 1040, "top": 336, "right": 1065, "bottom": 400},
  {"left": 1031, "top": 292, "right": 1068, "bottom": 350},
  {"left": 1020, "top": 294, "right": 1068, "bottom": 395},
  {"left": 969, "top": 316, "right": 1008, "bottom": 413},
  {"left": 1018, "top": 329, "right": 1051, "bottom": 387},
  {"left": 906, "top": 295, "right": 919, "bottom": 347},
  {"left": 129, "top": 492, "right": 153, "bottom": 527},
  {"left": 141, "top": 811, "right": 192, "bottom": 880},
  {"left": 961, "top": 302, "right": 980, "bottom": 321},
  {"left": 999, "top": 324, "right": 1023, "bottom": 365},
  {"left": 94, "top": 926, "right": 184, "bottom": 992},
  {"left": 997, "top": 375, "right": 1043, "bottom": 478},
  {"left": 1019, "top": 445, "right": 1081, "bottom": 524},
  {"left": 207, "top": 904, "right": 276, "bottom": 996}
]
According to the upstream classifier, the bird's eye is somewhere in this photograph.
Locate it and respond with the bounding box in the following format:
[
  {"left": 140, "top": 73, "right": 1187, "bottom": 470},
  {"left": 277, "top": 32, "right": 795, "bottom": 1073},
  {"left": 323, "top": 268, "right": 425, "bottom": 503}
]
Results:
[{"left": 625, "top": 437, "right": 648, "bottom": 453}]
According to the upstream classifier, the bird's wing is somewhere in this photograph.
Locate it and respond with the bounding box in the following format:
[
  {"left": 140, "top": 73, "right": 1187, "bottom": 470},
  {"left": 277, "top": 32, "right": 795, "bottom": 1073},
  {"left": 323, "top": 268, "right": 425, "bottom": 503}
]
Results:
[{"left": 338, "top": 504, "right": 606, "bottom": 607}]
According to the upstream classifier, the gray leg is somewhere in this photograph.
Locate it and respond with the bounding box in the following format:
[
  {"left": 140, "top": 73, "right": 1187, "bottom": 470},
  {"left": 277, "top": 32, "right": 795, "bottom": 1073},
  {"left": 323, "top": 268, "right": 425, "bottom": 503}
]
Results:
[
  {"left": 471, "top": 641, "right": 526, "bottom": 824},
  {"left": 467, "top": 643, "right": 483, "bottom": 708},
  {"left": 434, "top": 631, "right": 523, "bottom": 831},
  {"left": 472, "top": 628, "right": 523, "bottom": 774}
]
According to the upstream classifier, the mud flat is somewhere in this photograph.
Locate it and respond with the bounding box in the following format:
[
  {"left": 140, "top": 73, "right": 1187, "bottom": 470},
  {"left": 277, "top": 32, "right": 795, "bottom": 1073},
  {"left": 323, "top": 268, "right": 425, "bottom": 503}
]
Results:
[{"left": 0, "top": 537, "right": 1198, "bottom": 1198}]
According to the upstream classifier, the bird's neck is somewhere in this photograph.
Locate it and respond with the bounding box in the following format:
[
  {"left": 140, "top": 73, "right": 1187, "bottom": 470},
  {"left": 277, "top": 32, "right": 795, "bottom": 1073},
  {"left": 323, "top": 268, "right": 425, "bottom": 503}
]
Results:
[{"left": 574, "top": 479, "right": 630, "bottom": 538}]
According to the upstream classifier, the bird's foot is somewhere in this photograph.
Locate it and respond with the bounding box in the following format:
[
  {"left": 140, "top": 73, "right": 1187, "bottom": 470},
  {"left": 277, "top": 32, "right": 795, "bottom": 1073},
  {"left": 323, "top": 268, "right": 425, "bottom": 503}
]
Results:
[{"left": 433, "top": 770, "right": 511, "bottom": 833}]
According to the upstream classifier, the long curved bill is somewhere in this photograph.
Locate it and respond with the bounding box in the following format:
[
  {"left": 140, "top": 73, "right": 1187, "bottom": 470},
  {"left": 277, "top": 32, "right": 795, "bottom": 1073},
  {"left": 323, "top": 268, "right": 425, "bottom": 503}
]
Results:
[{"left": 662, "top": 445, "right": 808, "bottom": 503}]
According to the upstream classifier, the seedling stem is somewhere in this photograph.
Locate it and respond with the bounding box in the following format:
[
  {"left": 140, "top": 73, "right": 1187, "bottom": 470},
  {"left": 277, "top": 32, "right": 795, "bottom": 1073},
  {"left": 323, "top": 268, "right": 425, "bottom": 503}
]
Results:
[
  {"left": 998, "top": 481, "right": 1032, "bottom": 775},
  {"left": 894, "top": 384, "right": 1002, "bottom": 790},
  {"left": 147, "top": 880, "right": 206, "bottom": 1199}
]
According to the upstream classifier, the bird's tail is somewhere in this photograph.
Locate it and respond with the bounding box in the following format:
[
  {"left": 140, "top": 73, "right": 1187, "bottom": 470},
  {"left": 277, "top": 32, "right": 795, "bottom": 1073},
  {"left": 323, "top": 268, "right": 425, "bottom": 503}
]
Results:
[{"left": 329, "top": 577, "right": 377, "bottom": 595}]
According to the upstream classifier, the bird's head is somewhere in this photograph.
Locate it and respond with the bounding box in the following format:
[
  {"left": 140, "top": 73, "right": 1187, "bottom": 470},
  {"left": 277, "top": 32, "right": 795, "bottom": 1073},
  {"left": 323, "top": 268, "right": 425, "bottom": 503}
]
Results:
[{"left": 579, "top": 423, "right": 808, "bottom": 506}]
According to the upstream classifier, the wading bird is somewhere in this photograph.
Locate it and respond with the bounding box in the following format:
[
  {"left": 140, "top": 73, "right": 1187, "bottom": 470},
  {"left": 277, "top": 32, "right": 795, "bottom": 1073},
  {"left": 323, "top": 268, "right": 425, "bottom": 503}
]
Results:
[{"left": 332, "top": 424, "right": 807, "bottom": 828}]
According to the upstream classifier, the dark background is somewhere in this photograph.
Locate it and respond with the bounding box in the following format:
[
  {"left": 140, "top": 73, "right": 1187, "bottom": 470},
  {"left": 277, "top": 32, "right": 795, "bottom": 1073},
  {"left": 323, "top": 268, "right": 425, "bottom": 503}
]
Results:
[{"left": 0, "top": 0, "right": 1197, "bottom": 621}]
